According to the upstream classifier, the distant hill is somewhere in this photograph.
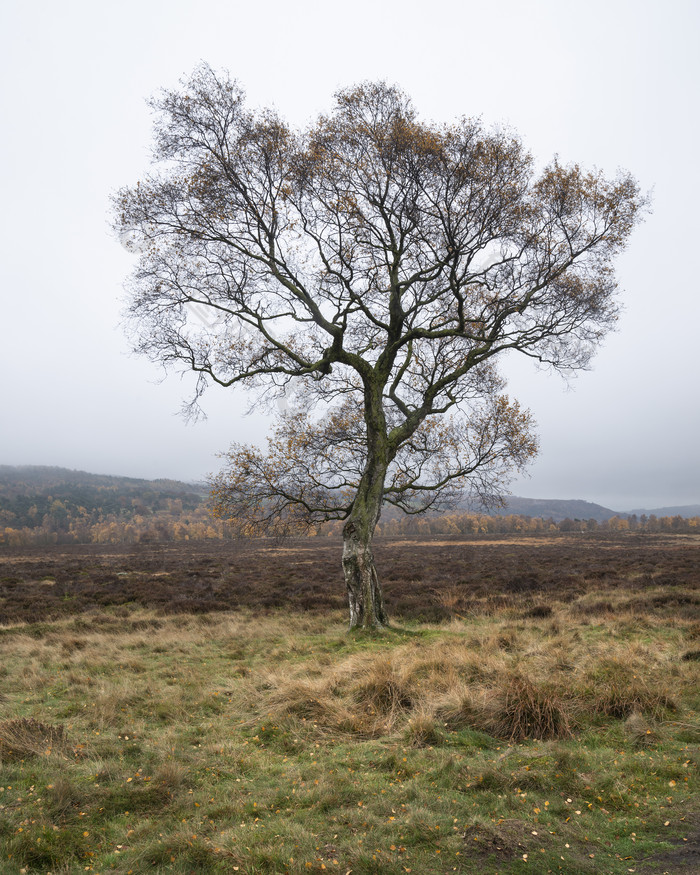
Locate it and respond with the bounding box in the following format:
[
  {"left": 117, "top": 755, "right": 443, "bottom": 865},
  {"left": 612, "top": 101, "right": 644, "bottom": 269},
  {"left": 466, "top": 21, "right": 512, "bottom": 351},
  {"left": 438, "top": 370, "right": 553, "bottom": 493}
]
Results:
[
  {"left": 625, "top": 504, "right": 700, "bottom": 519},
  {"left": 1, "top": 466, "right": 698, "bottom": 538},
  {"left": 482, "top": 496, "right": 618, "bottom": 523},
  {"left": 0, "top": 465, "right": 206, "bottom": 530},
  {"left": 0, "top": 465, "right": 206, "bottom": 495},
  {"left": 484, "top": 497, "right": 700, "bottom": 522}
]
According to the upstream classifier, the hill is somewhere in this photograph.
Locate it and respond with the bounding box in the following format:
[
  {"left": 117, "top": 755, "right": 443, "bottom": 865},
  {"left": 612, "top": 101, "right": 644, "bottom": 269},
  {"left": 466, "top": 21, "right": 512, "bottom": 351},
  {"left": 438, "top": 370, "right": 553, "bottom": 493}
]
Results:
[
  {"left": 626, "top": 503, "right": 700, "bottom": 518},
  {"left": 485, "top": 496, "right": 618, "bottom": 522},
  {"left": 1, "top": 466, "right": 698, "bottom": 545},
  {"left": 0, "top": 465, "right": 206, "bottom": 533},
  {"left": 478, "top": 497, "right": 700, "bottom": 522}
]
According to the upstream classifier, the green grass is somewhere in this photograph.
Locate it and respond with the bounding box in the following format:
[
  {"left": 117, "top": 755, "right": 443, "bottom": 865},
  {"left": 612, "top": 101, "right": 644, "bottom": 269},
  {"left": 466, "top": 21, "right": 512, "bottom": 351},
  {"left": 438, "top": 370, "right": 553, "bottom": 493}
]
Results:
[{"left": 0, "top": 602, "right": 698, "bottom": 874}]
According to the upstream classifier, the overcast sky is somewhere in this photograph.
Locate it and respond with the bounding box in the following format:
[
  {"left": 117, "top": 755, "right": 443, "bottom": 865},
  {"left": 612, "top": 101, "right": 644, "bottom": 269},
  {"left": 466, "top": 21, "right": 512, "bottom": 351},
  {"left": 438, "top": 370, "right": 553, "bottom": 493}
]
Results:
[{"left": 1, "top": 0, "right": 698, "bottom": 512}]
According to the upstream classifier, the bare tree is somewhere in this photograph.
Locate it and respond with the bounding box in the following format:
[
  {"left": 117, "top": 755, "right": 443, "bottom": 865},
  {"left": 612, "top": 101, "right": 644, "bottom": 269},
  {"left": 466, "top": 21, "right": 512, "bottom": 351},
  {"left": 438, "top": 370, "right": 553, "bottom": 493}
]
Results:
[{"left": 114, "top": 65, "right": 647, "bottom": 628}]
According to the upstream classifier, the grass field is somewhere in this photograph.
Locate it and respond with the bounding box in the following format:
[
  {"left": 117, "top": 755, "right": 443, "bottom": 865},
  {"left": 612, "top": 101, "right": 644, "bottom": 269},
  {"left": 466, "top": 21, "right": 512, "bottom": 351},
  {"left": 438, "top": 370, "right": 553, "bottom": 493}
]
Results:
[{"left": 0, "top": 533, "right": 699, "bottom": 873}]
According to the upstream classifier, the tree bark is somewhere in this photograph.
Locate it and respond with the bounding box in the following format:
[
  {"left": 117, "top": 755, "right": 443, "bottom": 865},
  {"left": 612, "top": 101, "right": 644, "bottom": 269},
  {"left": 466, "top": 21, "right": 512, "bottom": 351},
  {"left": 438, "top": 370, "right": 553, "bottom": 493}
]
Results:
[
  {"left": 342, "top": 470, "right": 388, "bottom": 629},
  {"left": 341, "top": 376, "right": 393, "bottom": 629}
]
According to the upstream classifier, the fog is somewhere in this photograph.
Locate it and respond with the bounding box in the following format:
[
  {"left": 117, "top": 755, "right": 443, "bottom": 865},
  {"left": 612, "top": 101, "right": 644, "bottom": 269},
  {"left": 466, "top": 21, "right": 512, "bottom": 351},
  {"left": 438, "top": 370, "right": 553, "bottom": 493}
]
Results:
[{"left": 1, "top": 0, "right": 698, "bottom": 512}]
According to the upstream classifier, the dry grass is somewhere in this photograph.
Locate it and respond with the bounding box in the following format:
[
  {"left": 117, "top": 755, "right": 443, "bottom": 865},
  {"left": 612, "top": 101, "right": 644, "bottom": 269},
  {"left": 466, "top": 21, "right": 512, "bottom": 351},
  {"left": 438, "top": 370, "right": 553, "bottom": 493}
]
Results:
[
  {"left": 403, "top": 711, "right": 444, "bottom": 747},
  {"left": 573, "top": 658, "right": 680, "bottom": 721},
  {"left": 0, "top": 535, "right": 699, "bottom": 874},
  {"left": 251, "top": 641, "right": 576, "bottom": 742},
  {"left": 0, "top": 717, "right": 71, "bottom": 761},
  {"left": 479, "top": 674, "right": 572, "bottom": 741},
  {"left": 623, "top": 711, "right": 659, "bottom": 747},
  {"left": 236, "top": 595, "right": 696, "bottom": 748},
  {"left": 350, "top": 656, "right": 416, "bottom": 717}
]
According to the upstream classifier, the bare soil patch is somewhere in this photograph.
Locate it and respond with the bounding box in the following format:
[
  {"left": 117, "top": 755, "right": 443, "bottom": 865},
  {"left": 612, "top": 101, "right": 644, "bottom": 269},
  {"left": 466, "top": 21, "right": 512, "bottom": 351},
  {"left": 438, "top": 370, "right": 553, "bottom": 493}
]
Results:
[{"left": 636, "top": 816, "right": 700, "bottom": 875}]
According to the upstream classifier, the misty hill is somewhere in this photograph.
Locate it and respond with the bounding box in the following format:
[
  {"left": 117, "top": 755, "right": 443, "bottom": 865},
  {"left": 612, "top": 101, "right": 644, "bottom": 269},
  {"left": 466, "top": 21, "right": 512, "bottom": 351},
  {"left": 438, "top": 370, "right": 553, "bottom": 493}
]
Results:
[
  {"left": 486, "top": 496, "right": 618, "bottom": 523},
  {"left": 625, "top": 504, "right": 700, "bottom": 519},
  {"left": 0, "top": 465, "right": 206, "bottom": 529},
  {"left": 2, "top": 467, "right": 698, "bottom": 538},
  {"left": 461, "top": 496, "right": 700, "bottom": 522}
]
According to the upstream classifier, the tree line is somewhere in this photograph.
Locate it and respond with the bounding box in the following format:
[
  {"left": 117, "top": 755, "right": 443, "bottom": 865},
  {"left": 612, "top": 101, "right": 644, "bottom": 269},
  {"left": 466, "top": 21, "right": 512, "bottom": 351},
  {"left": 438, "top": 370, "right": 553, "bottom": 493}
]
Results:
[{"left": 2, "top": 506, "right": 697, "bottom": 547}]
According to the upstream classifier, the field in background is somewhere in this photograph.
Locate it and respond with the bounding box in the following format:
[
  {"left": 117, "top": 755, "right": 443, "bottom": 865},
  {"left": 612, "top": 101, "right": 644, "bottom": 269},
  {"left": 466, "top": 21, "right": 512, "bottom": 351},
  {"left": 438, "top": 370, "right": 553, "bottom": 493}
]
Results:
[{"left": 0, "top": 533, "right": 699, "bottom": 873}]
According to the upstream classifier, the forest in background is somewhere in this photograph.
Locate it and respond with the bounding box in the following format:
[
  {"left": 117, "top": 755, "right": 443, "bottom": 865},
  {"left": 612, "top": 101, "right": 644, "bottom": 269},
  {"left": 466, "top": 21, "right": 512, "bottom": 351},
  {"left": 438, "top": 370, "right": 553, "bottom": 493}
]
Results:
[{"left": 1, "top": 465, "right": 698, "bottom": 547}]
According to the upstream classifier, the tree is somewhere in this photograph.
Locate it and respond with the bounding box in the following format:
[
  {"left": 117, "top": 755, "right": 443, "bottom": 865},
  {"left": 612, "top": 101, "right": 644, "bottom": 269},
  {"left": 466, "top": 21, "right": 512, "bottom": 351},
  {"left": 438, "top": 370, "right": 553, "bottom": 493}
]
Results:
[{"left": 114, "top": 66, "right": 646, "bottom": 628}]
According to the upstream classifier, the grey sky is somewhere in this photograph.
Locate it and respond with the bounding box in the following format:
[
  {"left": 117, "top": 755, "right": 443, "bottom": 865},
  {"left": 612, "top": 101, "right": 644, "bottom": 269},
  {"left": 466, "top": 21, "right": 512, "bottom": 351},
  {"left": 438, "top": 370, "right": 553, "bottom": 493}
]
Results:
[{"left": 1, "top": 0, "right": 698, "bottom": 511}]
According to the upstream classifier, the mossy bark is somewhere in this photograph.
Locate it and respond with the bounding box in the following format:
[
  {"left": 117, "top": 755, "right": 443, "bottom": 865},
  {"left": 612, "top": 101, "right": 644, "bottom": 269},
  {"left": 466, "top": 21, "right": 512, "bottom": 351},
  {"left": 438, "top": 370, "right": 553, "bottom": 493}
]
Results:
[
  {"left": 342, "top": 381, "right": 390, "bottom": 629},
  {"left": 342, "top": 506, "right": 388, "bottom": 629},
  {"left": 342, "top": 489, "right": 388, "bottom": 629}
]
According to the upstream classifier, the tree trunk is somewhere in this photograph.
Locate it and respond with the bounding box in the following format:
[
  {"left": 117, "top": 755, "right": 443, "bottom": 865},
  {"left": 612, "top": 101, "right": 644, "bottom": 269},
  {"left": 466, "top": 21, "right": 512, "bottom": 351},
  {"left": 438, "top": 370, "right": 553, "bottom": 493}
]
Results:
[
  {"left": 342, "top": 380, "right": 391, "bottom": 629},
  {"left": 342, "top": 477, "right": 388, "bottom": 629}
]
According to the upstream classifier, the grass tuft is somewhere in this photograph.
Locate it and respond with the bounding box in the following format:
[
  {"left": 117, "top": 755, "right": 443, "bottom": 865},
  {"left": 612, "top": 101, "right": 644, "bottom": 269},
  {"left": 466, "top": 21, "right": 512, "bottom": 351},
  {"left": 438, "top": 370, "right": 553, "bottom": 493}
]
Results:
[
  {"left": 403, "top": 711, "right": 444, "bottom": 747},
  {"left": 46, "top": 776, "right": 84, "bottom": 817},
  {"left": 350, "top": 656, "right": 415, "bottom": 717},
  {"left": 595, "top": 681, "right": 677, "bottom": 719},
  {"left": 0, "top": 716, "right": 70, "bottom": 761},
  {"left": 483, "top": 674, "right": 572, "bottom": 741},
  {"left": 623, "top": 710, "right": 659, "bottom": 747}
]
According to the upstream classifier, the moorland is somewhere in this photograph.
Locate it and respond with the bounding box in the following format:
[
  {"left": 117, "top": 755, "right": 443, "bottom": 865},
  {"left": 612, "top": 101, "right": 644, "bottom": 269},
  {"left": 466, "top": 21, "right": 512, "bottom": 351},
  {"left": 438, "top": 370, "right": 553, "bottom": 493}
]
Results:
[{"left": 0, "top": 532, "right": 699, "bottom": 873}]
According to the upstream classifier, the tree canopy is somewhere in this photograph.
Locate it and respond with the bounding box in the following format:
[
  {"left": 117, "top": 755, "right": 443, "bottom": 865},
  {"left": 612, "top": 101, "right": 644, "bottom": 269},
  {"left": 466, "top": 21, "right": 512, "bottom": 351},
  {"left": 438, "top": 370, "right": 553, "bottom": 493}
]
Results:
[{"left": 115, "top": 66, "right": 646, "bottom": 627}]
